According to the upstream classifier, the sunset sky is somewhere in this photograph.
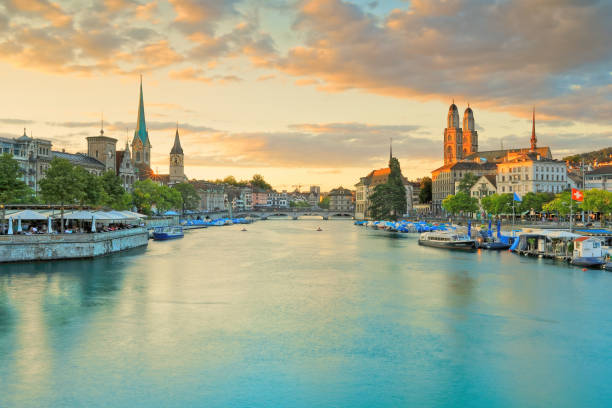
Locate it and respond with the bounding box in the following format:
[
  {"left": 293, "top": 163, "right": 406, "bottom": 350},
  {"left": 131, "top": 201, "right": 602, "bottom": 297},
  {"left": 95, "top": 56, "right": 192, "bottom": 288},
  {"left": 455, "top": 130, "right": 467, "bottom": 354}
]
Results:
[{"left": 1, "top": 0, "right": 611, "bottom": 191}]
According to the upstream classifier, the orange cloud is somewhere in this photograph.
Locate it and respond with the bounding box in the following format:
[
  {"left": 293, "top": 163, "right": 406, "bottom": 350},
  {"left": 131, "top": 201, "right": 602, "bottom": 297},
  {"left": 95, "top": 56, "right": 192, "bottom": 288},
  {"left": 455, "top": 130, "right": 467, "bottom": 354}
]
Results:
[{"left": 9, "top": 0, "right": 72, "bottom": 27}]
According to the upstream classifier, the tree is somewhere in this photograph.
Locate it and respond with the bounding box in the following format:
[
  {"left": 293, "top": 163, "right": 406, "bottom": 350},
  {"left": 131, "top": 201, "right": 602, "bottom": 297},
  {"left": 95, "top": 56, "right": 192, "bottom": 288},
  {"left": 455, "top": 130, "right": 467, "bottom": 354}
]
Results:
[
  {"left": 99, "top": 171, "right": 127, "bottom": 209},
  {"left": 543, "top": 191, "right": 574, "bottom": 216},
  {"left": 480, "top": 193, "right": 514, "bottom": 215},
  {"left": 457, "top": 172, "right": 479, "bottom": 193},
  {"left": 368, "top": 158, "right": 407, "bottom": 220},
  {"left": 319, "top": 196, "right": 330, "bottom": 209},
  {"left": 442, "top": 191, "right": 478, "bottom": 215},
  {"left": 214, "top": 175, "right": 248, "bottom": 187},
  {"left": 518, "top": 192, "right": 555, "bottom": 213},
  {"left": 419, "top": 177, "right": 432, "bottom": 204},
  {"left": 39, "top": 158, "right": 86, "bottom": 232},
  {"left": 0, "top": 153, "right": 33, "bottom": 205},
  {"left": 582, "top": 189, "right": 612, "bottom": 217},
  {"left": 251, "top": 174, "right": 272, "bottom": 191},
  {"left": 131, "top": 180, "right": 182, "bottom": 215},
  {"left": 173, "top": 182, "right": 200, "bottom": 212}
]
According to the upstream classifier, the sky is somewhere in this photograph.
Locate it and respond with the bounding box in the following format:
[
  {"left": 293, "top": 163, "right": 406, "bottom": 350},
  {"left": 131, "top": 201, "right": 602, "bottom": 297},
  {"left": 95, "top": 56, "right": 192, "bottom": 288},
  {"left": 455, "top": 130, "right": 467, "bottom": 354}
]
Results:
[{"left": 1, "top": 0, "right": 611, "bottom": 191}]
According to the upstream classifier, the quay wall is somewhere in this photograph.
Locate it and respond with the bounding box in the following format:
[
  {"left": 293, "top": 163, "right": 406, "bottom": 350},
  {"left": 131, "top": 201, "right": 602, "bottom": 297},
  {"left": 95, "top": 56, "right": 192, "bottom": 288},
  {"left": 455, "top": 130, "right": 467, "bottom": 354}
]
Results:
[{"left": 0, "top": 228, "right": 148, "bottom": 263}]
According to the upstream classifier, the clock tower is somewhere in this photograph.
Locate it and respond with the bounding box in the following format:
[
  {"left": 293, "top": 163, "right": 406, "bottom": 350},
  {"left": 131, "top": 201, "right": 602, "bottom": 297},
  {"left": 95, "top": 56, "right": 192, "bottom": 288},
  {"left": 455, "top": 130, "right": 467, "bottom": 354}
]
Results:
[{"left": 169, "top": 125, "right": 185, "bottom": 184}]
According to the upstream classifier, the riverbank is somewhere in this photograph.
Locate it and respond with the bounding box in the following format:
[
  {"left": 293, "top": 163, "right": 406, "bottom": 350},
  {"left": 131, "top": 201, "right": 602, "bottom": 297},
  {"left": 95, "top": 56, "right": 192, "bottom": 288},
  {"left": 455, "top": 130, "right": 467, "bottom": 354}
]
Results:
[{"left": 0, "top": 228, "right": 148, "bottom": 263}]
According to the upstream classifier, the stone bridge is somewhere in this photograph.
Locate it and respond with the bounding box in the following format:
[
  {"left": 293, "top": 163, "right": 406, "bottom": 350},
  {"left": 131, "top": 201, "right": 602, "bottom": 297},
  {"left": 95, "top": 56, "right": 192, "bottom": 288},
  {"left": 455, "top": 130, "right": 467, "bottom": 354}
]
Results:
[{"left": 185, "top": 209, "right": 354, "bottom": 220}]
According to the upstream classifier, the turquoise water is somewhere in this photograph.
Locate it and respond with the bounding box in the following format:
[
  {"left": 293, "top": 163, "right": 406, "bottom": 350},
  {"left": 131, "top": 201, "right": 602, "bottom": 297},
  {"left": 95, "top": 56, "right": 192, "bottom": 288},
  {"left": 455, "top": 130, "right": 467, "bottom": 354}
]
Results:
[{"left": 1, "top": 220, "right": 611, "bottom": 407}]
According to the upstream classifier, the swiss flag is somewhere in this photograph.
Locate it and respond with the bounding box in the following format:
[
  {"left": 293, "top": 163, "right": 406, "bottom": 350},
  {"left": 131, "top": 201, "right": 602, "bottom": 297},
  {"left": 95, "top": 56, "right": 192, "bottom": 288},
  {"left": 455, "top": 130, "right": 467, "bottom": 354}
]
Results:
[{"left": 572, "top": 188, "right": 584, "bottom": 202}]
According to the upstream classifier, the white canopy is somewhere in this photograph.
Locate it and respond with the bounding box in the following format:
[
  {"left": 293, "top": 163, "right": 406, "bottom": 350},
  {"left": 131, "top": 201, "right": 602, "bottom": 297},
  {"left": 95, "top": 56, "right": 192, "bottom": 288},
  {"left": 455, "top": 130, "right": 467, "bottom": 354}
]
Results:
[
  {"left": 56, "top": 210, "right": 95, "bottom": 220},
  {"left": 120, "top": 210, "right": 147, "bottom": 219},
  {"left": 92, "top": 211, "right": 122, "bottom": 220},
  {"left": 107, "top": 210, "right": 131, "bottom": 220},
  {"left": 546, "top": 230, "right": 582, "bottom": 239},
  {"left": 11, "top": 209, "right": 48, "bottom": 220}
]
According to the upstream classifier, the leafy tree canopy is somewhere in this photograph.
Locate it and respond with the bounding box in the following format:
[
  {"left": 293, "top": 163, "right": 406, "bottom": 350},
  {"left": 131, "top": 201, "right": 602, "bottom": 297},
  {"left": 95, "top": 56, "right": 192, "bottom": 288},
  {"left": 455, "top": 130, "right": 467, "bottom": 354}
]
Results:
[
  {"left": 457, "top": 172, "right": 479, "bottom": 193},
  {"left": 419, "top": 177, "right": 432, "bottom": 204},
  {"left": 0, "top": 153, "right": 33, "bottom": 204},
  {"left": 173, "top": 182, "right": 200, "bottom": 211},
  {"left": 368, "top": 158, "right": 407, "bottom": 220},
  {"left": 442, "top": 191, "right": 478, "bottom": 215},
  {"left": 250, "top": 174, "right": 272, "bottom": 191}
]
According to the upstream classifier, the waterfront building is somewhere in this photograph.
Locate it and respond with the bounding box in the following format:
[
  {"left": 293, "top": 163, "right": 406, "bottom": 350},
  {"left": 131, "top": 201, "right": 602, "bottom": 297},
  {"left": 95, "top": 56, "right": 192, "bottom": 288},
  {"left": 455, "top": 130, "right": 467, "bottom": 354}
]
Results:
[
  {"left": 308, "top": 186, "right": 321, "bottom": 207},
  {"left": 328, "top": 187, "right": 354, "bottom": 212},
  {"left": 355, "top": 151, "right": 413, "bottom": 219},
  {"left": 496, "top": 151, "right": 567, "bottom": 194},
  {"left": 585, "top": 165, "right": 612, "bottom": 192},
  {"left": 86, "top": 126, "right": 117, "bottom": 173},
  {"left": 191, "top": 181, "right": 226, "bottom": 211},
  {"left": 0, "top": 129, "right": 52, "bottom": 192},
  {"left": 470, "top": 175, "right": 497, "bottom": 203},
  {"left": 52, "top": 150, "right": 106, "bottom": 175},
  {"left": 432, "top": 161, "right": 498, "bottom": 212},
  {"left": 252, "top": 188, "right": 270, "bottom": 209},
  {"left": 169, "top": 126, "right": 186, "bottom": 184},
  {"left": 116, "top": 140, "right": 136, "bottom": 191},
  {"left": 131, "top": 77, "right": 152, "bottom": 170},
  {"left": 267, "top": 191, "right": 289, "bottom": 208}
]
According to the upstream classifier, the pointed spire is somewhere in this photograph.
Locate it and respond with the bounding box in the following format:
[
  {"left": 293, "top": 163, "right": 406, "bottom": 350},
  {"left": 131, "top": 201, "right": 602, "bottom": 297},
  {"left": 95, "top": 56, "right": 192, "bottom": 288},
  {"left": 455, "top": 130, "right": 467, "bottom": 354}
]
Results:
[
  {"left": 134, "top": 75, "right": 149, "bottom": 146},
  {"left": 100, "top": 113, "right": 104, "bottom": 135},
  {"left": 530, "top": 106, "right": 537, "bottom": 151},
  {"left": 389, "top": 137, "right": 393, "bottom": 162},
  {"left": 171, "top": 123, "right": 183, "bottom": 155}
]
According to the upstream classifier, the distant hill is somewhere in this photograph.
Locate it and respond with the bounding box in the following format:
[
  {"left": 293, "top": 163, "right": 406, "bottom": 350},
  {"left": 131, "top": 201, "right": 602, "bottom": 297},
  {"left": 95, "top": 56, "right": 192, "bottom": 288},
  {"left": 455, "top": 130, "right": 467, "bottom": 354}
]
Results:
[{"left": 563, "top": 147, "right": 612, "bottom": 165}]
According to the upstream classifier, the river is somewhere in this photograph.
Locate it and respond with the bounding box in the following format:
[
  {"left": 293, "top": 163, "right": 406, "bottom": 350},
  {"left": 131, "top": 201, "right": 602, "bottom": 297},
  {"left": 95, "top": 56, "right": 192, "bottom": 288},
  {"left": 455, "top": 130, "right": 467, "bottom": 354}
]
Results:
[{"left": 1, "top": 220, "right": 611, "bottom": 407}]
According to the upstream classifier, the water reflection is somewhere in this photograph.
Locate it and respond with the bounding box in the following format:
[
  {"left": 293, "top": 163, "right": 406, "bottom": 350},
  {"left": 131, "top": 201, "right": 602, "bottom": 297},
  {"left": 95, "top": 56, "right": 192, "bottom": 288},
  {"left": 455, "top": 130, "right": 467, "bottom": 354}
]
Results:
[{"left": 0, "top": 222, "right": 611, "bottom": 407}]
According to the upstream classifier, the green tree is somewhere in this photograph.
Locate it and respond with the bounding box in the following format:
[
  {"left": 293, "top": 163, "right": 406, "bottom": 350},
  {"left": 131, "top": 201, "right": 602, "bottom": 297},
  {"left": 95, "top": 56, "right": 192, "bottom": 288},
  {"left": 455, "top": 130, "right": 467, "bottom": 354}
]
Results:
[
  {"left": 76, "top": 167, "right": 103, "bottom": 206},
  {"left": 442, "top": 191, "right": 478, "bottom": 215},
  {"left": 290, "top": 200, "right": 310, "bottom": 208},
  {"left": 368, "top": 158, "right": 407, "bottom": 220},
  {"left": 582, "top": 189, "right": 612, "bottom": 217},
  {"left": 214, "top": 175, "right": 248, "bottom": 187},
  {"left": 99, "top": 171, "right": 127, "bottom": 209},
  {"left": 480, "top": 193, "right": 514, "bottom": 215},
  {"left": 250, "top": 174, "right": 272, "bottom": 191},
  {"left": 543, "top": 191, "right": 575, "bottom": 216},
  {"left": 132, "top": 180, "right": 182, "bottom": 215},
  {"left": 319, "top": 196, "right": 330, "bottom": 209},
  {"left": 0, "top": 153, "right": 33, "bottom": 205},
  {"left": 518, "top": 192, "right": 555, "bottom": 213},
  {"left": 419, "top": 177, "right": 432, "bottom": 204},
  {"left": 457, "top": 172, "right": 479, "bottom": 193},
  {"left": 173, "top": 182, "right": 200, "bottom": 212},
  {"left": 39, "top": 158, "right": 86, "bottom": 232}
]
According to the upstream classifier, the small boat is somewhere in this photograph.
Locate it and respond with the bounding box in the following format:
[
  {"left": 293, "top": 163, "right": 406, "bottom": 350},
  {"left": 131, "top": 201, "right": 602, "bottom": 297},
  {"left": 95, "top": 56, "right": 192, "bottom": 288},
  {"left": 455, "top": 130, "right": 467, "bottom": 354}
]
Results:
[
  {"left": 604, "top": 263, "right": 612, "bottom": 272},
  {"left": 316, "top": 227, "right": 322, "bottom": 231},
  {"left": 241, "top": 228, "right": 247, "bottom": 231},
  {"left": 571, "top": 237, "right": 605, "bottom": 268},
  {"left": 153, "top": 226, "right": 184, "bottom": 241},
  {"left": 418, "top": 231, "right": 476, "bottom": 251}
]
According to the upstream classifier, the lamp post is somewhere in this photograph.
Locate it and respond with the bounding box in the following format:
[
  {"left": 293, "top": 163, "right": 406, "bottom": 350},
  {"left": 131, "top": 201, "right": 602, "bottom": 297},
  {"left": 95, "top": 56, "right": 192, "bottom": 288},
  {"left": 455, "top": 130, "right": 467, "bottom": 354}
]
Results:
[{"left": 0, "top": 204, "right": 4, "bottom": 234}]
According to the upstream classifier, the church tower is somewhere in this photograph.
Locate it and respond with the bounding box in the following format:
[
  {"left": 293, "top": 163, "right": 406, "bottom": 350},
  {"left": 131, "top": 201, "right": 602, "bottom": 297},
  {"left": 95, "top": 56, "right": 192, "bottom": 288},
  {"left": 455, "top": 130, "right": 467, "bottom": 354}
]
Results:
[
  {"left": 444, "top": 102, "right": 462, "bottom": 165},
  {"left": 131, "top": 76, "right": 152, "bottom": 168},
  {"left": 462, "top": 105, "right": 478, "bottom": 157},
  {"left": 530, "top": 107, "right": 537, "bottom": 151},
  {"left": 169, "top": 125, "right": 185, "bottom": 184}
]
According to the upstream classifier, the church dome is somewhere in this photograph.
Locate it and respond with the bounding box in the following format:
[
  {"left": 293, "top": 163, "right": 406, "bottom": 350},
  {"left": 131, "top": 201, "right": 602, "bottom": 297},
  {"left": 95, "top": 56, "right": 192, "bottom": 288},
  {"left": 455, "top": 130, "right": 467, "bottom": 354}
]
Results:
[{"left": 447, "top": 102, "right": 460, "bottom": 129}]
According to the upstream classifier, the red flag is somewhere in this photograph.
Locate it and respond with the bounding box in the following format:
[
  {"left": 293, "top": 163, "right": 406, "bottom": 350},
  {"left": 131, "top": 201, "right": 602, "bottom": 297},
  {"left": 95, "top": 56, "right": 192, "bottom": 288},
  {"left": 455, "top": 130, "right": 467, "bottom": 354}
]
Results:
[{"left": 572, "top": 188, "right": 583, "bottom": 202}]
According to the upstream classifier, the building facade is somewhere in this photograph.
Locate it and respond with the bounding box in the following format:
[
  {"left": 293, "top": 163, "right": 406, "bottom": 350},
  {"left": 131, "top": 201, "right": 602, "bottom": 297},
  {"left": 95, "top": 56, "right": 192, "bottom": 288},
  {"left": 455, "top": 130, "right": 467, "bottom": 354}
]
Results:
[
  {"left": 191, "top": 181, "right": 226, "bottom": 211},
  {"left": 585, "top": 165, "right": 612, "bottom": 192},
  {"left": 86, "top": 130, "right": 117, "bottom": 173},
  {"left": 355, "top": 167, "right": 413, "bottom": 220},
  {"left": 0, "top": 130, "right": 52, "bottom": 192},
  {"left": 328, "top": 187, "right": 354, "bottom": 212},
  {"left": 432, "top": 161, "right": 498, "bottom": 212},
  {"left": 496, "top": 151, "right": 567, "bottom": 195},
  {"left": 444, "top": 103, "right": 478, "bottom": 165}
]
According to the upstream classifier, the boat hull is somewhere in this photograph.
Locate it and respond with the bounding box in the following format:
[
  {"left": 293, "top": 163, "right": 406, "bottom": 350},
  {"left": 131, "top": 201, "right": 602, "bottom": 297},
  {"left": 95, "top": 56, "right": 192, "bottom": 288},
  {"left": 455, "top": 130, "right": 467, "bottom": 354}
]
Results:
[
  {"left": 571, "top": 257, "right": 605, "bottom": 268},
  {"left": 479, "top": 242, "right": 511, "bottom": 250},
  {"left": 418, "top": 239, "right": 476, "bottom": 251},
  {"left": 153, "top": 233, "right": 184, "bottom": 241}
]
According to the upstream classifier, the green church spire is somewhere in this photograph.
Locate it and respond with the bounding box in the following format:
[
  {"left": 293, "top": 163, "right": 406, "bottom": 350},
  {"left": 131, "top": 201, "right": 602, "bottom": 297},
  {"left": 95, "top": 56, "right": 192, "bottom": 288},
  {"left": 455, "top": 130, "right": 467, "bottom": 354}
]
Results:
[{"left": 134, "top": 75, "right": 149, "bottom": 146}]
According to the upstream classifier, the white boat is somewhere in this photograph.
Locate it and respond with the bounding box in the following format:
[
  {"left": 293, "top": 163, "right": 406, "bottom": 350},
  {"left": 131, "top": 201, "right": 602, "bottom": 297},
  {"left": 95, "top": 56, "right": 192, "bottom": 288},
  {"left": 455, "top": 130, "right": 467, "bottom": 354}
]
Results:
[
  {"left": 572, "top": 237, "right": 605, "bottom": 268},
  {"left": 418, "top": 231, "right": 476, "bottom": 251}
]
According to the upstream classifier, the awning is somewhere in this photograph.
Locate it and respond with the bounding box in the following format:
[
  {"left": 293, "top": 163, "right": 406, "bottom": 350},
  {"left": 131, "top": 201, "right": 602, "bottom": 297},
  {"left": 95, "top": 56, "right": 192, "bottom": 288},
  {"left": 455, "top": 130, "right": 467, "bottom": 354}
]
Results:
[
  {"left": 56, "top": 210, "right": 95, "bottom": 220},
  {"left": 10, "top": 209, "right": 48, "bottom": 220}
]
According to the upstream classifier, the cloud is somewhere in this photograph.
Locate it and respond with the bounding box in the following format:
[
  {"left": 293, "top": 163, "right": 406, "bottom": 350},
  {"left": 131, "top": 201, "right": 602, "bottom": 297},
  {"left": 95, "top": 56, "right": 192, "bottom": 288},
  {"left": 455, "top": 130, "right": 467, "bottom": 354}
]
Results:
[
  {"left": 0, "top": 118, "right": 35, "bottom": 125},
  {"left": 180, "top": 121, "right": 435, "bottom": 168},
  {"left": 169, "top": 67, "right": 242, "bottom": 83},
  {"left": 274, "top": 0, "right": 612, "bottom": 124},
  {"left": 6, "top": 0, "right": 72, "bottom": 27}
]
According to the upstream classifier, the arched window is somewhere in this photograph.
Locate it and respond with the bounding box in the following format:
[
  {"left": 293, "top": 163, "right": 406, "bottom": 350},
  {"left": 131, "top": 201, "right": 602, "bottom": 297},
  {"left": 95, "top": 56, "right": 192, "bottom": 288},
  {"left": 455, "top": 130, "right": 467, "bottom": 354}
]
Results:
[{"left": 136, "top": 151, "right": 140, "bottom": 161}]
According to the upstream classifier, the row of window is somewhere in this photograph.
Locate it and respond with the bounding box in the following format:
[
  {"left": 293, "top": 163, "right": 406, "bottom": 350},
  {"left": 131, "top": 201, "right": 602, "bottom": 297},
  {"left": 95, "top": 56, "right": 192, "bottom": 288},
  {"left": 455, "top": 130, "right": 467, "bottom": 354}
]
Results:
[{"left": 499, "top": 174, "right": 565, "bottom": 182}]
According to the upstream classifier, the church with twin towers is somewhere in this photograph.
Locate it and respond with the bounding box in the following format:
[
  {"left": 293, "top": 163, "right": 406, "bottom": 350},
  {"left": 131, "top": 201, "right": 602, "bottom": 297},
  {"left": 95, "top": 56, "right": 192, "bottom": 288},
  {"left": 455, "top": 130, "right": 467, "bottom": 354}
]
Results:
[
  {"left": 443, "top": 102, "right": 478, "bottom": 165},
  {"left": 86, "top": 77, "right": 187, "bottom": 190}
]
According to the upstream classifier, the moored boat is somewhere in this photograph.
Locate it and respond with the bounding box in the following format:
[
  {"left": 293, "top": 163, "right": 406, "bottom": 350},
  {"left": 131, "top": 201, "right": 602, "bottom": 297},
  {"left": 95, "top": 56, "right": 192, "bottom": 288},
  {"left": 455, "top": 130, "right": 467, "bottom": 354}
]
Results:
[
  {"left": 153, "top": 226, "right": 184, "bottom": 241},
  {"left": 418, "top": 231, "right": 476, "bottom": 251},
  {"left": 571, "top": 236, "right": 605, "bottom": 268}
]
